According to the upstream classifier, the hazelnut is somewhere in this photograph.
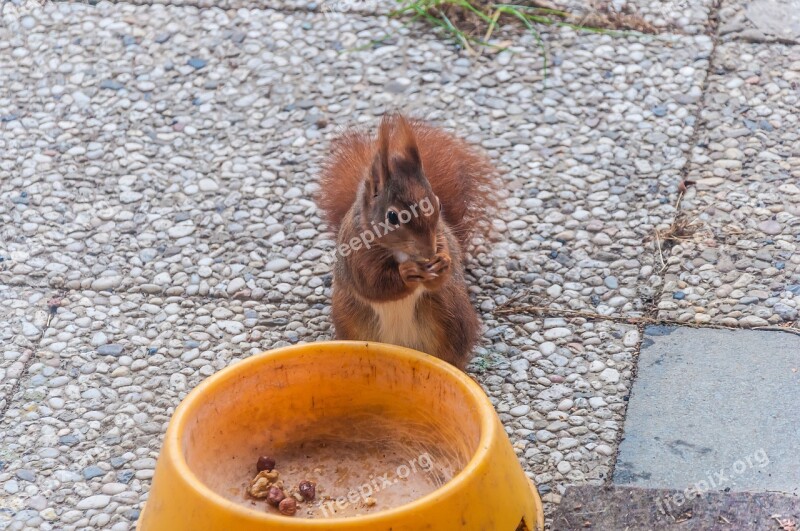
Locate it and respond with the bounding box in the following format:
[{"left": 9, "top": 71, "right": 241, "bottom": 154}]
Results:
[
  {"left": 279, "top": 497, "right": 297, "bottom": 516},
  {"left": 256, "top": 456, "right": 276, "bottom": 472},
  {"left": 298, "top": 480, "right": 316, "bottom": 501},
  {"left": 267, "top": 486, "right": 286, "bottom": 507}
]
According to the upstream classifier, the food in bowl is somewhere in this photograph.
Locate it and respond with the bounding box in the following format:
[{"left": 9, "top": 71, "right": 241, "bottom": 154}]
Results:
[{"left": 243, "top": 433, "right": 456, "bottom": 518}]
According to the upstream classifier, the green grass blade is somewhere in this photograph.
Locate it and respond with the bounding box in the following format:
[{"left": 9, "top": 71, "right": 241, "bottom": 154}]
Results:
[{"left": 496, "top": 5, "right": 548, "bottom": 82}]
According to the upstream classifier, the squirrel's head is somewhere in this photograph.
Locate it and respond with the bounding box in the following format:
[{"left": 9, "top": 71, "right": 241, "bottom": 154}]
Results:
[{"left": 361, "top": 114, "right": 441, "bottom": 263}]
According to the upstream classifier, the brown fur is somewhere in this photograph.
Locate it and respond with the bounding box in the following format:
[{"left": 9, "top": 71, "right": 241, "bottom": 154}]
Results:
[
  {"left": 316, "top": 114, "right": 498, "bottom": 369},
  {"left": 318, "top": 116, "right": 498, "bottom": 250}
]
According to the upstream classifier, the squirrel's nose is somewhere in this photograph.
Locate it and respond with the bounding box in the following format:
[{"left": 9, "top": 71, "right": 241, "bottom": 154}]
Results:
[{"left": 415, "top": 235, "right": 437, "bottom": 261}]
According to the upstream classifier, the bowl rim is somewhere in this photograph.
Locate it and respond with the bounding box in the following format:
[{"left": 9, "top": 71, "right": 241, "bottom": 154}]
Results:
[{"left": 164, "top": 340, "right": 498, "bottom": 527}]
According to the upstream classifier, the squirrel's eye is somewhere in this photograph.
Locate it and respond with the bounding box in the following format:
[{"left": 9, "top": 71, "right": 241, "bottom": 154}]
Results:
[{"left": 387, "top": 210, "right": 400, "bottom": 225}]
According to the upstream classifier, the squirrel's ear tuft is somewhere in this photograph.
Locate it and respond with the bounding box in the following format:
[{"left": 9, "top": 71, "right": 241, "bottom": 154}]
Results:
[
  {"left": 368, "top": 115, "right": 392, "bottom": 196},
  {"left": 391, "top": 114, "right": 422, "bottom": 176},
  {"left": 367, "top": 114, "right": 422, "bottom": 195}
]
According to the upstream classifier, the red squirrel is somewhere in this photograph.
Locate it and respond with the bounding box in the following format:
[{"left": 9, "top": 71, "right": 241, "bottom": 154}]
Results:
[{"left": 316, "top": 114, "right": 498, "bottom": 369}]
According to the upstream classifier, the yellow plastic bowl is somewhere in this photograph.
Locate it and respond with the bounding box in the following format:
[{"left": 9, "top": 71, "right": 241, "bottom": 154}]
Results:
[{"left": 138, "top": 341, "right": 543, "bottom": 531}]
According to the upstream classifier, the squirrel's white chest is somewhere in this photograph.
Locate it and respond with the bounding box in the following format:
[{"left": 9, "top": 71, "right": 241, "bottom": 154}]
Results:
[{"left": 368, "top": 288, "right": 432, "bottom": 351}]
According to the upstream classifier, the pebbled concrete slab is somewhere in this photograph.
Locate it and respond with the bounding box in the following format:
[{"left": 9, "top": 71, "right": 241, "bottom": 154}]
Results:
[
  {"left": 553, "top": 484, "right": 800, "bottom": 530},
  {"left": 0, "top": 294, "right": 639, "bottom": 527},
  {"left": 0, "top": 2, "right": 713, "bottom": 319},
  {"left": 0, "top": 289, "right": 307, "bottom": 530},
  {"left": 112, "top": 0, "right": 719, "bottom": 34},
  {"left": 657, "top": 41, "right": 800, "bottom": 328},
  {"left": 0, "top": 285, "right": 48, "bottom": 410},
  {"left": 614, "top": 325, "right": 800, "bottom": 495},
  {"left": 109, "top": 0, "right": 394, "bottom": 15},
  {"left": 553, "top": 0, "right": 717, "bottom": 35}
]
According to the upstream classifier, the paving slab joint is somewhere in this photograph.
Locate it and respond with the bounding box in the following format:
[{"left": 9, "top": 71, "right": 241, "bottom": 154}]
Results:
[
  {"left": 644, "top": 0, "right": 724, "bottom": 324},
  {"left": 603, "top": 321, "right": 647, "bottom": 485},
  {"left": 0, "top": 309, "right": 51, "bottom": 421}
]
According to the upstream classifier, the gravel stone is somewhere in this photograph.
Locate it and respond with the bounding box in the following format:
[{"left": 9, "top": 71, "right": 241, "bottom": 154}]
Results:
[
  {"left": 600, "top": 368, "right": 621, "bottom": 384},
  {"left": 187, "top": 57, "right": 208, "bottom": 69},
  {"left": 266, "top": 258, "right": 291, "bottom": 272},
  {"left": 16, "top": 469, "right": 35, "bottom": 482},
  {"left": 97, "top": 344, "right": 124, "bottom": 356},
  {"left": 76, "top": 495, "right": 111, "bottom": 510},
  {"left": 83, "top": 466, "right": 105, "bottom": 480},
  {"left": 510, "top": 405, "right": 531, "bottom": 416}
]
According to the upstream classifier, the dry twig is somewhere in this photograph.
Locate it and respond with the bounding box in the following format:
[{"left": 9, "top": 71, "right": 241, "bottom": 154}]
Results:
[{"left": 772, "top": 515, "right": 797, "bottom": 531}]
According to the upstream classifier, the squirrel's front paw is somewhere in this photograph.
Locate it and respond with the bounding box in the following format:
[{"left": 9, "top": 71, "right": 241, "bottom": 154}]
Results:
[
  {"left": 424, "top": 253, "right": 451, "bottom": 276},
  {"left": 421, "top": 253, "right": 451, "bottom": 290},
  {"left": 399, "top": 261, "right": 434, "bottom": 285}
]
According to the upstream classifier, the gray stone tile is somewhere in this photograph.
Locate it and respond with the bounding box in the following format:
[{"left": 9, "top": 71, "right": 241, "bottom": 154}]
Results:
[
  {"left": 615, "top": 325, "right": 800, "bottom": 495},
  {"left": 719, "top": 0, "right": 800, "bottom": 43},
  {"left": 658, "top": 42, "right": 800, "bottom": 327}
]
